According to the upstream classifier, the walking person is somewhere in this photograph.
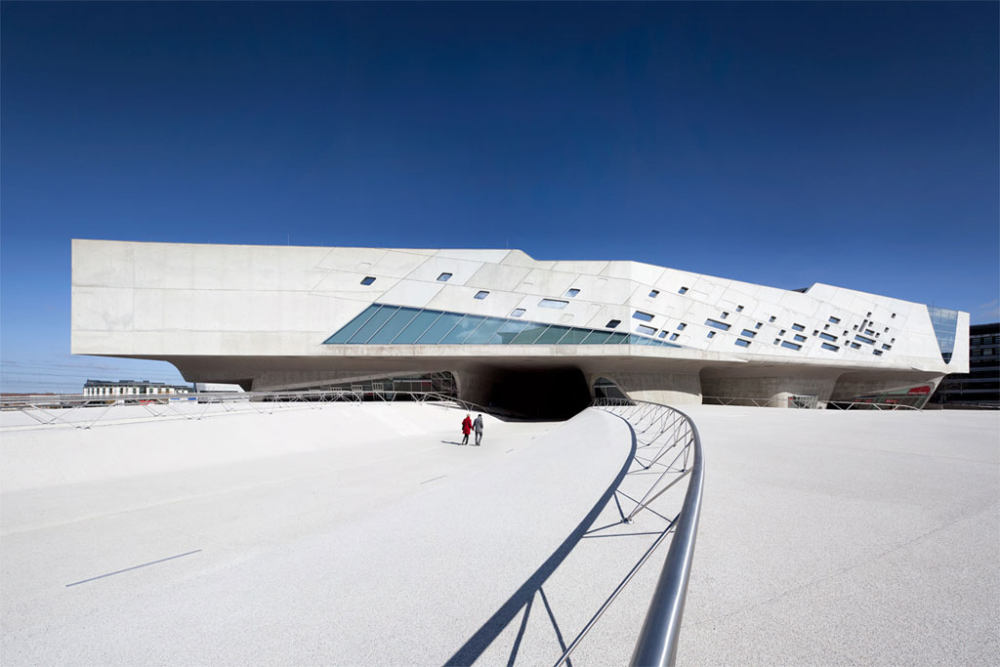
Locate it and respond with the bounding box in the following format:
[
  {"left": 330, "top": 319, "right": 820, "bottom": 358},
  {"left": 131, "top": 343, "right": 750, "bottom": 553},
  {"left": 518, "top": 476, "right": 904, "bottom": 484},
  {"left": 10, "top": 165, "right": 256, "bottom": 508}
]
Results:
[
  {"left": 461, "top": 413, "right": 472, "bottom": 445},
  {"left": 473, "top": 413, "right": 484, "bottom": 446}
]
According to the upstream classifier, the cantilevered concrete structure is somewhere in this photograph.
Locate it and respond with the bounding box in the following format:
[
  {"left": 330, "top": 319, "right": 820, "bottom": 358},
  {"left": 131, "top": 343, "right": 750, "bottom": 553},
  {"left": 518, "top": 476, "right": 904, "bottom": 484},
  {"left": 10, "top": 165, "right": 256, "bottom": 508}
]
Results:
[{"left": 72, "top": 240, "right": 968, "bottom": 415}]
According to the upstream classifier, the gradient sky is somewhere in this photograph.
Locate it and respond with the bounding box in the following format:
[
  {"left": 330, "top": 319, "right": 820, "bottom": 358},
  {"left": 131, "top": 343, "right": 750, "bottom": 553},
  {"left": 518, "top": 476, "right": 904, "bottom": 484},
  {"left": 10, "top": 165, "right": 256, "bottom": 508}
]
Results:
[{"left": 2, "top": 1, "right": 998, "bottom": 393}]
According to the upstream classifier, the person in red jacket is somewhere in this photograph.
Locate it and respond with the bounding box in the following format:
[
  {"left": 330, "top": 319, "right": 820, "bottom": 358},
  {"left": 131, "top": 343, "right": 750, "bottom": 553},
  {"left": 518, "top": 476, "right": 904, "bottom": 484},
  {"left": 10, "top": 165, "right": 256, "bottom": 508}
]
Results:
[{"left": 461, "top": 414, "right": 472, "bottom": 446}]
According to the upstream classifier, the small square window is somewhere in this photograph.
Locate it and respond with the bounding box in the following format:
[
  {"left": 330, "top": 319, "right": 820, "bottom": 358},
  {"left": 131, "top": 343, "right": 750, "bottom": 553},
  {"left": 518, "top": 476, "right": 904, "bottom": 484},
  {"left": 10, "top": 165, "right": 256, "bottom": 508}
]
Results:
[
  {"left": 678, "top": 286, "right": 688, "bottom": 294},
  {"left": 812, "top": 330, "right": 819, "bottom": 336},
  {"left": 677, "top": 323, "right": 687, "bottom": 331},
  {"left": 437, "top": 272, "right": 452, "bottom": 282},
  {"left": 773, "top": 338, "right": 781, "bottom": 345},
  {"left": 606, "top": 319, "right": 621, "bottom": 329},
  {"left": 769, "top": 315, "right": 776, "bottom": 322},
  {"left": 669, "top": 333, "right": 679, "bottom": 341},
  {"left": 565, "top": 288, "right": 580, "bottom": 298},
  {"left": 736, "top": 305, "right": 744, "bottom": 312},
  {"left": 884, "top": 327, "right": 889, "bottom": 333},
  {"left": 721, "top": 311, "right": 729, "bottom": 319},
  {"left": 779, "top": 329, "right": 786, "bottom": 336},
  {"left": 649, "top": 289, "right": 660, "bottom": 298},
  {"left": 891, "top": 313, "right": 896, "bottom": 318},
  {"left": 866, "top": 311, "right": 872, "bottom": 317},
  {"left": 707, "top": 331, "right": 716, "bottom": 338},
  {"left": 658, "top": 331, "right": 668, "bottom": 339},
  {"left": 824, "top": 324, "right": 830, "bottom": 330},
  {"left": 474, "top": 290, "right": 489, "bottom": 300},
  {"left": 510, "top": 308, "right": 526, "bottom": 318},
  {"left": 360, "top": 276, "right": 376, "bottom": 286},
  {"left": 755, "top": 322, "right": 762, "bottom": 329}
]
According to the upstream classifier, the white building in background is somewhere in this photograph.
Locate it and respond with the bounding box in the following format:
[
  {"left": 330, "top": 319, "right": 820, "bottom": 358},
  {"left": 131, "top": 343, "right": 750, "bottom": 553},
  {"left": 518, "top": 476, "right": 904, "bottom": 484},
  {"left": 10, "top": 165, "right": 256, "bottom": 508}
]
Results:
[
  {"left": 82, "top": 379, "right": 192, "bottom": 398},
  {"left": 71, "top": 240, "right": 968, "bottom": 417}
]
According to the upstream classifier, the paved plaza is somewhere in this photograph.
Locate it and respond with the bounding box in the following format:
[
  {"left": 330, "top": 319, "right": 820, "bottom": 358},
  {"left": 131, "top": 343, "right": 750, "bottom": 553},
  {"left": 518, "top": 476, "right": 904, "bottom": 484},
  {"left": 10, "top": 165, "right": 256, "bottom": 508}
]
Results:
[{"left": 1, "top": 402, "right": 997, "bottom": 665}]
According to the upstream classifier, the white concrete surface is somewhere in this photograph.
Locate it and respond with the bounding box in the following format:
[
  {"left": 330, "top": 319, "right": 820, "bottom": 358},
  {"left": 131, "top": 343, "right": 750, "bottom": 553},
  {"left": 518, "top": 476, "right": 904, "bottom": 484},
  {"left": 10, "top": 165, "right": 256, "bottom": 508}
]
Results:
[
  {"left": 2, "top": 402, "right": 997, "bottom": 666},
  {"left": 678, "top": 406, "right": 1000, "bottom": 666}
]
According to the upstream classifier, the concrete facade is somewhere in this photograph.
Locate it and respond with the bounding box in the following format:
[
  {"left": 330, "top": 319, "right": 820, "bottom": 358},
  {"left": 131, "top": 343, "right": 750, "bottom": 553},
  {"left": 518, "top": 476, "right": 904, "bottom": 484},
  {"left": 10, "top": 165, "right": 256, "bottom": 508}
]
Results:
[{"left": 72, "top": 240, "right": 969, "bottom": 412}]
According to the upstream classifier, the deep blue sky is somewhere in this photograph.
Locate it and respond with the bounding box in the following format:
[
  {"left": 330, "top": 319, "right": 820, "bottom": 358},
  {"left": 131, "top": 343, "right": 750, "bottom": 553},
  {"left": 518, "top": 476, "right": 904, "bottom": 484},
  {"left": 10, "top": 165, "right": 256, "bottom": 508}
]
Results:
[{"left": 2, "top": 1, "right": 997, "bottom": 393}]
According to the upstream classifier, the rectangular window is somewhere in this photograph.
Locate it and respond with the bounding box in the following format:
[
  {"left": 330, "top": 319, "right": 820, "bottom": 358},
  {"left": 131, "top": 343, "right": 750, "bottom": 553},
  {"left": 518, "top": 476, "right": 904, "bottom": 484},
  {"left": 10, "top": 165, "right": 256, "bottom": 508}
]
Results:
[
  {"left": 774, "top": 338, "right": 780, "bottom": 345},
  {"left": 740, "top": 329, "right": 756, "bottom": 338},
  {"left": 678, "top": 286, "right": 688, "bottom": 294},
  {"left": 735, "top": 339, "right": 751, "bottom": 347},
  {"left": 705, "top": 318, "right": 731, "bottom": 331},
  {"left": 436, "top": 272, "right": 452, "bottom": 282},
  {"left": 769, "top": 315, "right": 777, "bottom": 322},
  {"left": 474, "top": 290, "right": 489, "bottom": 300},
  {"left": 636, "top": 324, "right": 656, "bottom": 336},
  {"left": 855, "top": 334, "right": 876, "bottom": 345},
  {"left": 882, "top": 344, "right": 891, "bottom": 350},
  {"left": 538, "top": 298, "right": 568, "bottom": 309},
  {"left": 791, "top": 323, "right": 805, "bottom": 332},
  {"left": 821, "top": 343, "right": 839, "bottom": 352},
  {"left": 649, "top": 289, "right": 660, "bottom": 298},
  {"left": 360, "top": 276, "right": 376, "bottom": 285},
  {"left": 565, "top": 288, "right": 580, "bottom": 298},
  {"left": 720, "top": 311, "right": 729, "bottom": 319},
  {"left": 873, "top": 349, "right": 884, "bottom": 356},
  {"left": 677, "top": 322, "right": 687, "bottom": 331},
  {"left": 781, "top": 341, "right": 802, "bottom": 351},
  {"left": 736, "top": 305, "right": 744, "bottom": 312},
  {"left": 850, "top": 342, "right": 861, "bottom": 349},
  {"left": 707, "top": 331, "right": 716, "bottom": 338},
  {"left": 633, "top": 310, "right": 654, "bottom": 322},
  {"left": 793, "top": 334, "right": 806, "bottom": 342},
  {"left": 829, "top": 316, "right": 840, "bottom": 324},
  {"left": 819, "top": 332, "right": 837, "bottom": 342},
  {"left": 658, "top": 331, "right": 667, "bottom": 339},
  {"left": 755, "top": 322, "right": 762, "bottom": 329},
  {"left": 864, "top": 328, "right": 876, "bottom": 336},
  {"left": 669, "top": 332, "right": 679, "bottom": 341},
  {"left": 779, "top": 329, "right": 786, "bottom": 336},
  {"left": 606, "top": 319, "right": 621, "bottom": 328},
  {"left": 510, "top": 308, "right": 526, "bottom": 318}
]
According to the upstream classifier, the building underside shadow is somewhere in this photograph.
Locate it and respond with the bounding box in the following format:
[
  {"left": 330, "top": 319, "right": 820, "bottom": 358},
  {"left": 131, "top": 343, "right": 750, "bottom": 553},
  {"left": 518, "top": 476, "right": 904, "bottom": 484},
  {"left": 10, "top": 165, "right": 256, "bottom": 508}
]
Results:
[{"left": 458, "top": 367, "right": 592, "bottom": 420}]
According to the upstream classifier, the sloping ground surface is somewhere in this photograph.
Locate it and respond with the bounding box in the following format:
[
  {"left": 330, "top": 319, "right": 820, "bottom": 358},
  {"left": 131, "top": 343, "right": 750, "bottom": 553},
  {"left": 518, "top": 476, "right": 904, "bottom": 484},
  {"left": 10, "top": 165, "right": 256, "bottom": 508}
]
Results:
[
  {"left": 677, "top": 406, "right": 999, "bottom": 666},
  {"left": 2, "top": 403, "right": 666, "bottom": 665}
]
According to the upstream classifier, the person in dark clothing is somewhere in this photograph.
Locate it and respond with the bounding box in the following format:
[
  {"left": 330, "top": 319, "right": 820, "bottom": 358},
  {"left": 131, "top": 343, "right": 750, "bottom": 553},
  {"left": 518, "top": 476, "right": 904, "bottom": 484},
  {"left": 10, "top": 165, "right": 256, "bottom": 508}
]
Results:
[
  {"left": 461, "top": 414, "right": 472, "bottom": 445},
  {"left": 473, "top": 414, "right": 484, "bottom": 446}
]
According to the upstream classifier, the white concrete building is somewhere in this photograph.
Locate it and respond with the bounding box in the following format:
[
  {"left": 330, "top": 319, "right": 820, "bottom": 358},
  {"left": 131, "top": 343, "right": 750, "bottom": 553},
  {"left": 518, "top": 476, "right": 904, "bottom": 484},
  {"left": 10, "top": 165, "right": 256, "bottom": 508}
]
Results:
[{"left": 71, "top": 240, "right": 968, "bottom": 416}]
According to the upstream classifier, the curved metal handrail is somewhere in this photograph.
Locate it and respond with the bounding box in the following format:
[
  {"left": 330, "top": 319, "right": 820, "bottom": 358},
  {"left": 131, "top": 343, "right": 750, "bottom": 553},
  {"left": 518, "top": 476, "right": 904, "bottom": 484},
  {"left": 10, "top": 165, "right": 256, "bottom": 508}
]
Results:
[{"left": 592, "top": 397, "right": 704, "bottom": 667}]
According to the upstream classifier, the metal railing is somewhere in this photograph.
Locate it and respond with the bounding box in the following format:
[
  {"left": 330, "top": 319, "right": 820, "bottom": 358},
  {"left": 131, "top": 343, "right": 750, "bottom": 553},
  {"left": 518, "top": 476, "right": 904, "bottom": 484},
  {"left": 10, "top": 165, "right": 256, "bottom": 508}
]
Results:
[
  {"left": 702, "top": 395, "right": 920, "bottom": 410},
  {"left": 549, "top": 398, "right": 703, "bottom": 667},
  {"left": 0, "top": 389, "right": 484, "bottom": 432}
]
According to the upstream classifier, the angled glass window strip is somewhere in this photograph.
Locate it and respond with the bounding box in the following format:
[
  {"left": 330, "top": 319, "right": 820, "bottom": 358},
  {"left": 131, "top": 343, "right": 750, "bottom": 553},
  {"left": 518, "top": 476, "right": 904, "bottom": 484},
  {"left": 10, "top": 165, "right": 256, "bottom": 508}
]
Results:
[
  {"left": 536, "top": 325, "right": 573, "bottom": 344},
  {"left": 416, "top": 312, "right": 465, "bottom": 344},
  {"left": 565, "top": 288, "right": 580, "bottom": 298},
  {"left": 367, "top": 307, "right": 421, "bottom": 344},
  {"left": 558, "top": 328, "right": 590, "bottom": 344},
  {"left": 740, "top": 329, "right": 756, "bottom": 338},
  {"left": 348, "top": 305, "right": 399, "bottom": 343},
  {"left": 705, "top": 318, "right": 731, "bottom": 331},
  {"left": 392, "top": 310, "right": 443, "bottom": 343},
  {"left": 360, "top": 276, "right": 376, "bottom": 285},
  {"left": 493, "top": 320, "right": 530, "bottom": 344},
  {"left": 633, "top": 310, "right": 654, "bottom": 322},
  {"left": 582, "top": 330, "right": 612, "bottom": 344},
  {"left": 636, "top": 324, "right": 656, "bottom": 336},
  {"left": 441, "top": 315, "right": 488, "bottom": 344},
  {"left": 819, "top": 332, "right": 837, "bottom": 342},
  {"left": 821, "top": 342, "right": 839, "bottom": 352},
  {"left": 539, "top": 298, "right": 568, "bottom": 309},
  {"left": 325, "top": 303, "right": 682, "bottom": 348},
  {"left": 466, "top": 317, "right": 507, "bottom": 344},
  {"left": 781, "top": 341, "right": 802, "bottom": 350},
  {"left": 323, "top": 305, "right": 382, "bottom": 344},
  {"left": 510, "top": 324, "right": 551, "bottom": 344},
  {"left": 735, "top": 339, "right": 751, "bottom": 347}
]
